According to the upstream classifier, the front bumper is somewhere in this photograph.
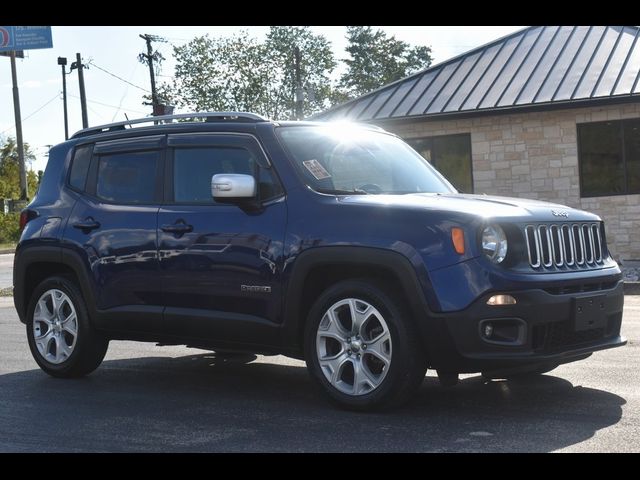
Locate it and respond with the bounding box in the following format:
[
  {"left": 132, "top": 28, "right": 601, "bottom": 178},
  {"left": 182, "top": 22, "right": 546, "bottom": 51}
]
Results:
[{"left": 422, "top": 280, "right": 626, "bottom": 373}]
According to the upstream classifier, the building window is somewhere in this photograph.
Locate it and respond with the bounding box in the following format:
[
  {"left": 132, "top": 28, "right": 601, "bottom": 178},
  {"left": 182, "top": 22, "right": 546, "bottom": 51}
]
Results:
[
  {"left": 405, "top": 134, "right": 473, "bottom": 193},
  {"left": 578, "top": 119, "right": 640, "bottom": 197}
]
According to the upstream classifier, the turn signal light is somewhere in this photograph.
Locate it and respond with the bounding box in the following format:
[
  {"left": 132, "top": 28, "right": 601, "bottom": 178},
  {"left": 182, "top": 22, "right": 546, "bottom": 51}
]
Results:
[{"left": 451, "top": 227, "right": 465, "bottom": 254}]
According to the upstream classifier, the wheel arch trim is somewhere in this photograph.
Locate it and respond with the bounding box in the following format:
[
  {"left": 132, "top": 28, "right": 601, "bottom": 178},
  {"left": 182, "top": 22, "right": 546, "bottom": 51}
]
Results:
[
  {"left": 14, "top": 245, "right": 98, "bottom": 324},
  {"left": 280, "top": 246, "right": 435, "bottom": 353}
]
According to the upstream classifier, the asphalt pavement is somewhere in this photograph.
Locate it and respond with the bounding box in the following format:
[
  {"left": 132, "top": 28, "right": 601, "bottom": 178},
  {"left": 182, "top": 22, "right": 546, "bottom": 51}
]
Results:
[{"left": 0, "top": 293, "right": 638, "bottom": 452}]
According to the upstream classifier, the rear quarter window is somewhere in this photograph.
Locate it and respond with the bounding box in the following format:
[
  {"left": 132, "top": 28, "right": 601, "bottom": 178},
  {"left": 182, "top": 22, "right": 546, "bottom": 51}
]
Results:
[{"left": 68, "top": 145, "right": 93, "bottom": 192}]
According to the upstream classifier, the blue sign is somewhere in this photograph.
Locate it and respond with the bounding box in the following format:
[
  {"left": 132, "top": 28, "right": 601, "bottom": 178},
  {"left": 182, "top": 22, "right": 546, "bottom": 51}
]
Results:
[{"left": 0, "top": 26, "right": 52, "bottom": 52}]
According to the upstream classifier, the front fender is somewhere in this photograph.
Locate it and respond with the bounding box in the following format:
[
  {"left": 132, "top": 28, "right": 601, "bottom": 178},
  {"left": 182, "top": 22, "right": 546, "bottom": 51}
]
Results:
[{"left": 279, "top": 246, "right": 438, "bottom": 354}]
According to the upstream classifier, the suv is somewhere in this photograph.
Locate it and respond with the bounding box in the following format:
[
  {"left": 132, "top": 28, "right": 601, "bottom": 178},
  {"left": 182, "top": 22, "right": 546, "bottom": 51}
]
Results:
[{"left": 14, "top": 112, "right": 625, "bottom": 410}]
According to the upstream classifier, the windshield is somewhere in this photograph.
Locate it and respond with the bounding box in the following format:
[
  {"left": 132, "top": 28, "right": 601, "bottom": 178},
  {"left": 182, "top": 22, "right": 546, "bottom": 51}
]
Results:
[{"left": 276, "top": 125, "right": 456, "bottom": 195}]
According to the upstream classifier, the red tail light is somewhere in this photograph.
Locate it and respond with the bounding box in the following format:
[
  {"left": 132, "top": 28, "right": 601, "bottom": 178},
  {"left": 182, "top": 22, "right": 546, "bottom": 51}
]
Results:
[{"left": 20, "top": 210, "right": 33, "bottom": 231}]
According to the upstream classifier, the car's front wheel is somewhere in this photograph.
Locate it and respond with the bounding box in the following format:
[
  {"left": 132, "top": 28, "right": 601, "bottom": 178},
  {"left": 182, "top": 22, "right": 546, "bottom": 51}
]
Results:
[
  {"left": 304, "top": 279, "right": 426, "bottom": 411},
  {"left": 26, "top": 276, "right": 109, "bottom": 378}
]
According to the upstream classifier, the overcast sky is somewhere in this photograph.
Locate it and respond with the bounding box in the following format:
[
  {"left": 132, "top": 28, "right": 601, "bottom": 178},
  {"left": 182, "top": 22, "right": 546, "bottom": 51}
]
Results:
[{"left": 0, "top": 26, "right": 525, "bottom": 172}]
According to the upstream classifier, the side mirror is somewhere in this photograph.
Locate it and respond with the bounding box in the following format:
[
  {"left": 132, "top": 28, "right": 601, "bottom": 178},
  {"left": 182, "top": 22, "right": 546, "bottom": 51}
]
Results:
[{"left": 211, "top": 174, "right": 256, "bottom": 199}]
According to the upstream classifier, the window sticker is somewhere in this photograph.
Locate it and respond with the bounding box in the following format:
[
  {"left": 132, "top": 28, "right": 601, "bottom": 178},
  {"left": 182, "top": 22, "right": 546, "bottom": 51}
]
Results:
[{"left": 302, "top": 159, "right": 331, "bottom": 180}]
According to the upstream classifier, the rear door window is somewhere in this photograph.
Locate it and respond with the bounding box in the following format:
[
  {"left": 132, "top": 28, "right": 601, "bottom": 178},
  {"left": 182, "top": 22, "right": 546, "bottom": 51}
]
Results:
[{"left": 95, "top": 150, "right": 160, "bottom": 204}]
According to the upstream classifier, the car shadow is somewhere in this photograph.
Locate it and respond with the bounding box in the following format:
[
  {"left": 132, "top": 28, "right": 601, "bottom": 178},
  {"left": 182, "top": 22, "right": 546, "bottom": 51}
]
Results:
[{"left": 0, "top": 352, "right": 625, "bottom": 452}]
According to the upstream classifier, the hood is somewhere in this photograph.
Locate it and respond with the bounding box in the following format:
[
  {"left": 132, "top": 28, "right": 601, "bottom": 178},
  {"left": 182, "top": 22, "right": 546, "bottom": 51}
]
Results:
[{"left": 338, "top": 192, "right": 600, "bottom": 222}]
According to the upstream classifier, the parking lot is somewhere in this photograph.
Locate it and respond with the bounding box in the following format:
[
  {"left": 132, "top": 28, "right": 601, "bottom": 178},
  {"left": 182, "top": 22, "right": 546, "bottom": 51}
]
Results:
[{"left": 0, "top": 253, "right": 638, "bottom": 452}]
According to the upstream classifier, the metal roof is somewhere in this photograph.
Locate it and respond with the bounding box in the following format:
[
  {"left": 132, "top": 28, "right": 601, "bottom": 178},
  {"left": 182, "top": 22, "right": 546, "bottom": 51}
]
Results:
[{"left": 314, "top": 26, "right": 640, "bottom": 122}]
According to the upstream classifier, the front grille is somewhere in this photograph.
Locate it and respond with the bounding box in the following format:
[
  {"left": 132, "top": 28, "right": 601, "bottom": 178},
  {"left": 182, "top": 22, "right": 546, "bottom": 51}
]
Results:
[
  {"left": 532, "top": 314, "right": 621, "bottom": 352},
  {"left": 525, "top": 223, "right": 604, "bottom": 270},
  {"left": 543, "top": 281, "right": 619, "bottom": 295}
]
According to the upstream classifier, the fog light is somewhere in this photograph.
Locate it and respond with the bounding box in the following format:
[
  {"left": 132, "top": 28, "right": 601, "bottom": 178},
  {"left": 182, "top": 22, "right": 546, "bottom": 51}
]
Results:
[
  {"left": 486, "top": 294, "right": 516, "bottom": 306},
  {"left": 483, "top": 324, "right": 494, "bottom": 338}
]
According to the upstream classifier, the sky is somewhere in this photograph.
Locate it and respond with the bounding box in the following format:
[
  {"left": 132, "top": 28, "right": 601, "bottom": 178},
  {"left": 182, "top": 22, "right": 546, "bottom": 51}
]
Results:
[{"left": 0, "top": 26, "right": 525, "bottom": 172}]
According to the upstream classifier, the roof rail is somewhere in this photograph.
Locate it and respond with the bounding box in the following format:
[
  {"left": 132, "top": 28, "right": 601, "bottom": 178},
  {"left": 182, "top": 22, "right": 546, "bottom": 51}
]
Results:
[{"left": 71, "top": 111, "right": 268, "bottom": 139}]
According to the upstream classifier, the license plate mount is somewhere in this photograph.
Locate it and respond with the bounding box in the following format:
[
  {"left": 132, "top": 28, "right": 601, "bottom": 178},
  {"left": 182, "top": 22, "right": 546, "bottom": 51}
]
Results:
[{"left": 573, "top": 295, "right": 607, "bottom": 331}]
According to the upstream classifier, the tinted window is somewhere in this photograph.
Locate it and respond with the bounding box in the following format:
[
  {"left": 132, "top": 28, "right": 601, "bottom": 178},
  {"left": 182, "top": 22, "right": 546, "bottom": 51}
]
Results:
[
  {"left": 405, "top": 134, "right": 473, "bottom": 193},
  {"left": 624, "top": 119, "right": 640, "bottom": 193},
  {"left": 173, "top": 147, "right": 282, "bottom": 203},
  {"left": 69, "top": 145, "right": 92, "bottom": 191},
  {"left": 96, "top": 150, "right": 159, "bottom": 204},
  {"left": 578, "top": 119, "right": 640, "bottom": 197}
]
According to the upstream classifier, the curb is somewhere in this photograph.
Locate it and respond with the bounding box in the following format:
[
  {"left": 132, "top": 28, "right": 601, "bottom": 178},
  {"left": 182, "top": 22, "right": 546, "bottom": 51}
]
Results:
[
  {"left": 624, "top": 282, "right": 640, "bottom": 296},
  {"left": 0, "top": 249, "right": 15, "bottom": 255}
]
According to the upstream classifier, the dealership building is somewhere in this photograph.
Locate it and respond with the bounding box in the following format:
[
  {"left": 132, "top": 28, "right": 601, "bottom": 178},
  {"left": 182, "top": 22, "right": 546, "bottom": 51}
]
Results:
[{"left": 315, "top": 26, "right": 640, "bottom": 262}]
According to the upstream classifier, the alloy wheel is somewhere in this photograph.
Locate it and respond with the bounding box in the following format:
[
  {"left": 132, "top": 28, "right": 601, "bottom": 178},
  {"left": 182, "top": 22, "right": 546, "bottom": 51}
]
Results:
[
  {"left": 315, "top": 298, "right": 392, "bottom": 396},
  {"left": 32, "top": 289, "right": 78, "bottom": 364}
]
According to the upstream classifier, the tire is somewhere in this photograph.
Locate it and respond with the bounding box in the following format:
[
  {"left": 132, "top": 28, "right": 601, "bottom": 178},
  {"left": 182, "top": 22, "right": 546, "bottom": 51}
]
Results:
[
  {"left": 26, "top": 276, "right": 109, "bottom": 378},
  {"left": 304, "top": 279, "right": 427, "bottom": 411}
]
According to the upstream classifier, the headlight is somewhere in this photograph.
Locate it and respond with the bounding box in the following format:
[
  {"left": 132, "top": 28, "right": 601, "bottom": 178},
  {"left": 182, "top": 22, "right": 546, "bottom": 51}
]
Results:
[{"left": 482, "top": 224, "right": 508, "bottom": 263}]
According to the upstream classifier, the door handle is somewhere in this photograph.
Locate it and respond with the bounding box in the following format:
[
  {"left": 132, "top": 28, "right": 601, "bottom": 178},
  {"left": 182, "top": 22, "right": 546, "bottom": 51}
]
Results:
[
  {"left": 73, "top": 218, "right": 100, "bottom": 232},
  {"left": 161, "top": 223, "right": 193, "bottom": 234}
]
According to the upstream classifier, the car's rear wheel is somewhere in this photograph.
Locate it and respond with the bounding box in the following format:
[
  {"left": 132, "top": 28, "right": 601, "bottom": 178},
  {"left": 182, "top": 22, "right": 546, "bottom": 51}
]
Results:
[
  {"left": 26, "top": 276, "right": 108, "bottom": 378},
  {"left": 304, "top": 279, "right": 426, "bottom": 411}
]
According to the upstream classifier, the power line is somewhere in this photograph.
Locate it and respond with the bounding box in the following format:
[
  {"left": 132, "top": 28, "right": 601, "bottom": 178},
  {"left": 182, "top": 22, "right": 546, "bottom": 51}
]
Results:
[
  {"left": 67, "top": 93, "right": 148, "bottom": 115},
  {"left": 86, "top": 103, "right": 106, "bottom": 120},
  {"left": 87, "top": 60, "right": 151, "bottom": 94},
  {"left": 1, "top": 92, "right": 61, "bottom": 135},
  {"left": 112, "top": 62, "right": 140, "bottom": 122}
]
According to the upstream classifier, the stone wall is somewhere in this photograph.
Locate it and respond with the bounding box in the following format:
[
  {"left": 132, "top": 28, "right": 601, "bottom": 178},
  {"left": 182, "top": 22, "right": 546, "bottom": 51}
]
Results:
[{"left": 383, "top": 102, "right": 640, "bottom": 261}]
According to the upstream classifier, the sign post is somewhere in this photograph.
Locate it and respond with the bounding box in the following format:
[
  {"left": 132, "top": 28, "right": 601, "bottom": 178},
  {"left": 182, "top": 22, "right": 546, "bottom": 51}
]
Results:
[
  {"left": 9, "top": 51, "right": 28, "bottom": 200},
  {"left": 1, "top": 26, "right": 53, "bottom": 200}
]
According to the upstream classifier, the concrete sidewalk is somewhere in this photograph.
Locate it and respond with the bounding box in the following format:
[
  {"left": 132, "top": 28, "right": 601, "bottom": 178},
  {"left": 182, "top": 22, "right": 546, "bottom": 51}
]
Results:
[{"left": 0, "top": 254, "right": 13, "bottom": 291}]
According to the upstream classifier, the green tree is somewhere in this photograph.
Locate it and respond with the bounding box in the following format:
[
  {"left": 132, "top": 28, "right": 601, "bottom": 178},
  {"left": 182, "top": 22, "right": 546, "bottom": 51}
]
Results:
[
  {"left": 0, "top": 136, "right": 39, "bottom": 200},
  {"left": 161, "top": 27, "right": 336, "bottom": 120},
  {"left": 265, "top": 26, "right": 337, "bottom": 118},
  {"left": 338, "top": 26, "right": 433, "bottom": 99}
]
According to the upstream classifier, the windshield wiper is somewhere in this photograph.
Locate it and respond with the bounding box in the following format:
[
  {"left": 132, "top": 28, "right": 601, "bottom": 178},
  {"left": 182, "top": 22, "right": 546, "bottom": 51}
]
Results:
[{"left": 315, "top": 188, "right": 370, "bottom": 195}]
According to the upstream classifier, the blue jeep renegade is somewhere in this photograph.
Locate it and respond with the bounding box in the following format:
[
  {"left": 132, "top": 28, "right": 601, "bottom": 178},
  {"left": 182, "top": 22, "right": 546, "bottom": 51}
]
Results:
[{"left": 13, "top": 112, "right": 626, "bottom": 410}]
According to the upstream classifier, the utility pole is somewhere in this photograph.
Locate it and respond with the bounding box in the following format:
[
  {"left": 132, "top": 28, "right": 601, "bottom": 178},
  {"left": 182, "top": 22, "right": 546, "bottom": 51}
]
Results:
[
  {"left": 9, "top": 51, "right": 28, "bottom": 200},
  {"left": 294, "top": 46, "right": 303, "bottom": 120},
  {"left": 140, "top": 34, "right": 159, "bottom": 115},
  {"left": 57, "top": 57, "right": 69, "bottom": 140},
  {"left": 70, "top": 53, "right": 89, "bottom": 128}
]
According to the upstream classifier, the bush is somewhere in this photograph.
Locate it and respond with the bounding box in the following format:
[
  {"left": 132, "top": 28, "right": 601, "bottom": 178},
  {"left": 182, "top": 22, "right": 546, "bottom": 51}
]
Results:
[{"left": 0, "top": 212, "right": 20, "bottom": 244}]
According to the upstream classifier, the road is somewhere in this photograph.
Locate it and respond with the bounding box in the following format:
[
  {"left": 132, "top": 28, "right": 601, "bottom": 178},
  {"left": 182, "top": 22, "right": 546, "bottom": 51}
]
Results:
[{"left": 0, "top": 293, "right": 638, "bottom": 452}]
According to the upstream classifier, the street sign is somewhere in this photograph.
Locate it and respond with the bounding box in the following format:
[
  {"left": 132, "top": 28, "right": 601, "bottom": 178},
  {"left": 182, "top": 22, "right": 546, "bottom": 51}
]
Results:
[{"left": 0, "top": 26, "right": 52, "bottom": 52}]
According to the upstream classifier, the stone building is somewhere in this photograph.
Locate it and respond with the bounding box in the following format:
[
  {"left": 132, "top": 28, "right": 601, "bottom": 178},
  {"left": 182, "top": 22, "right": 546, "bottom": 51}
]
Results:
[{"left": 315, "top": 26, "right": 640, "bottom": 261}]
